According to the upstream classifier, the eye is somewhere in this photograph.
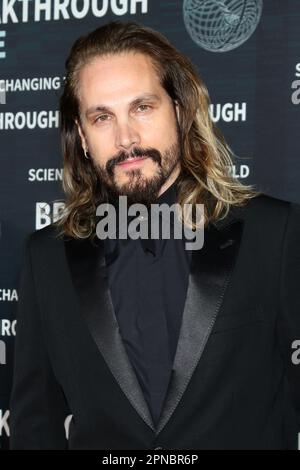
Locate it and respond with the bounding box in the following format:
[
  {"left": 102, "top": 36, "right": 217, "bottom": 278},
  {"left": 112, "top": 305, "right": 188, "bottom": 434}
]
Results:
[
  {"left": 95, "top": 114, "right": 110, "bottom": 123},
  {"left": 137, "top": 104, "right": 151, "bottom": 112}
]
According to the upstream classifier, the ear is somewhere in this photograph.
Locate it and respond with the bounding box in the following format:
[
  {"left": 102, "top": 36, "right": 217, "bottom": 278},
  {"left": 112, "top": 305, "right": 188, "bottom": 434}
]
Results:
[
  {"left": 174, "top": 100, "right": 180, "bottom": 123},
  {"left": 75, "top": 118, "right": 88, "bottom": 151}
]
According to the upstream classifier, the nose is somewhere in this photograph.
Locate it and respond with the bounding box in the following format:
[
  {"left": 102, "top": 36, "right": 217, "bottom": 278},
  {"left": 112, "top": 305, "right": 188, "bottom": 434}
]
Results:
[{"left": 115, "top": 119, "right": 141, "bottom": 152}]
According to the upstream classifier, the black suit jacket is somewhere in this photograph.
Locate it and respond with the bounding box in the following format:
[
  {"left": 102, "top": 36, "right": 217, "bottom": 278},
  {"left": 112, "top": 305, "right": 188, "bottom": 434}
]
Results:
[{"left": 9, "top": 194, "right": 300, "bottom": 449}]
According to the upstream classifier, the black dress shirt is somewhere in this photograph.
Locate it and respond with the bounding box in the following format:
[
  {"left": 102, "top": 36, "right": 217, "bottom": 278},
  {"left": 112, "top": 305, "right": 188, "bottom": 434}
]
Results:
[{"left": 103, "top": 176, "right": 192, "bottom": 427}]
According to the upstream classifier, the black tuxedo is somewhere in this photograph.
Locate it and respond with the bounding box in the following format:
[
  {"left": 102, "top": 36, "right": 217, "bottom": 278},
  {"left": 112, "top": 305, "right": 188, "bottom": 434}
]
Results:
[{"left": 9, "top": 194, "right": 300, "bottom": 449}]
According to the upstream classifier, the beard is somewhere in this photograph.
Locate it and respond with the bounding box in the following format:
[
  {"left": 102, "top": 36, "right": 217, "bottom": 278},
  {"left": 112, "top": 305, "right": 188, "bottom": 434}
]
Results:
[{"left": 92, "top": 125, "right": 182, "bottom": 208}]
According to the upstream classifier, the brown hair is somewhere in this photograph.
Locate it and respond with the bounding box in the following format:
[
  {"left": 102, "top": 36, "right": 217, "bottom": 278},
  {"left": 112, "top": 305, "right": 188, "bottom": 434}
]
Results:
[{"left": 54, "top": 20, "right": 261, "bottom": 240}]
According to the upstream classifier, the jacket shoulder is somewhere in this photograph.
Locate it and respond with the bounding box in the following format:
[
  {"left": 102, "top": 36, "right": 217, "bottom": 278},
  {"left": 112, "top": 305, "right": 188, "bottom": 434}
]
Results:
[
  {"left": 25, "top": 222, "right": 95, "bottom": 258},
  {"left": 25, "top": 222, "right": 65, "bottom": 253},
  {"left": 236, "top": 193, "right": 298, "bottom": 223},
  {"left": 229, "top": 194, "right": 300, "bottom": 247}
]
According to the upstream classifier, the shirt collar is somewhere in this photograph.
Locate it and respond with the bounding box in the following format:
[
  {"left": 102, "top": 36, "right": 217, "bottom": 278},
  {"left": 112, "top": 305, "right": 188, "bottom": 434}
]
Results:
[{"left": 155, "top": 175, "right": 179, "bottom": 207}]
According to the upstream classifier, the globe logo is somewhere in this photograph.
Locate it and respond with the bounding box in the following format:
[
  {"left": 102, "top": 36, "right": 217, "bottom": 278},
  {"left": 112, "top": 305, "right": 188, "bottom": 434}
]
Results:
[{"left": 183, "top": 0, "right": 263, "bottom": 52}]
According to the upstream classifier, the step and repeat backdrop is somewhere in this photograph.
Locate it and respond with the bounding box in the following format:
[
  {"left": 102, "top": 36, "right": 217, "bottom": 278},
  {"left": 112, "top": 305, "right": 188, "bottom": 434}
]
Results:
[{"left": 0, "top": 0, "right": 299, "bottom": 449}]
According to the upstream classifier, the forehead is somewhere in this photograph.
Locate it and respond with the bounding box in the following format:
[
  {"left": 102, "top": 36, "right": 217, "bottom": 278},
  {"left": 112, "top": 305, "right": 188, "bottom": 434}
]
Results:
[{"left": 77, "top": 52, "right": 164, "bottom": 107}]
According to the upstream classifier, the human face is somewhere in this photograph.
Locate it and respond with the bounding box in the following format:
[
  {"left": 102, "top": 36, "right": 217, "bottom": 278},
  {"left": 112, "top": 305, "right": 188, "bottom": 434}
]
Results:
[{"left": 75, "top": 51, "right": 182, "bottom": 205}]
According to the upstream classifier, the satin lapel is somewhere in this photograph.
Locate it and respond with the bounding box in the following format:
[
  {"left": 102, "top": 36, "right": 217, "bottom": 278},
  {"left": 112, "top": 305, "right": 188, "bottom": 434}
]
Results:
[
  {"left": 154, "top": 211, "right": 245, "bottom": 435},
  {"left": 64, "top": 235, "right": 156, "bottom": 431}
]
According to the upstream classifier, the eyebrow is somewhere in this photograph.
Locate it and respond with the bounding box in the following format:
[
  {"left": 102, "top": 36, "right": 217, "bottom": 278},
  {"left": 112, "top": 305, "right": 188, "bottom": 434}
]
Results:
[{"left": 85, "top": 93, "right": 161, "bottom": 118}]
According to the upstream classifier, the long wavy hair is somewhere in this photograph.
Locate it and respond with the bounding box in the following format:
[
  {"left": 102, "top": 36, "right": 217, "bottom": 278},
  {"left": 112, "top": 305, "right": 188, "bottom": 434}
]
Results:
[{"left": 54, "top": 20, "right": 261, "bottom": 240}]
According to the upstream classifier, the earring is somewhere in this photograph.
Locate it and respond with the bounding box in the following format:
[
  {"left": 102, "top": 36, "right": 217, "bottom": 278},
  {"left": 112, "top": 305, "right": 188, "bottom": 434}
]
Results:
[{"left": 84, "top": 148, "right": 90, "bottom": 160}]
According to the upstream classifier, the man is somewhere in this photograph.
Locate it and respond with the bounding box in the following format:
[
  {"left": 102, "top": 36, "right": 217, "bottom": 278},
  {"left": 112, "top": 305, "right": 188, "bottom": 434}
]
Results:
[{"left": 9, "top": 21, "right": 300, "bottom": 449}]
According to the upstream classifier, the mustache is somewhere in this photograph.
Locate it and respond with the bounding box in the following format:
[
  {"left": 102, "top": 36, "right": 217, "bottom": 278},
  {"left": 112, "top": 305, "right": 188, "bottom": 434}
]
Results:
[{"left": 106, "top": 147, "right": 162, "bottom": 175}]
